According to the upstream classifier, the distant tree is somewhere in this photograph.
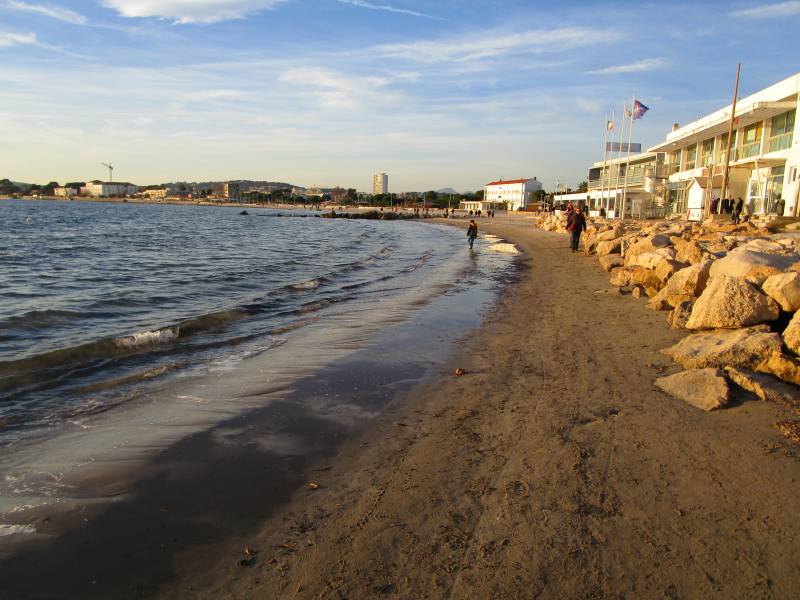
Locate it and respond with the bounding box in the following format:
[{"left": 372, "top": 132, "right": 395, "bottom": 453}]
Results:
[
  {"left": 0, "top": 179, "right": 21, "bottom": 195},
  {"left": 41, "top": 181, "right": 59, "bottom": 195},
  {"left": 577, "top": 180, "right": 588, "bottom": 193},
  {"left": 346, "top": 188, "right": 357, "bottom": 204},
  {"left": 474, "top": 189, "right": 485, "bottom": 200},
  {"left": 178, "top": 183, "right": 187, "bottom": 192},
  {"left": 423, "top": 190, "right": 438, "bottom": 204},
  {"left": 65, "top": 182, "right": 84, "bottom": 189}
]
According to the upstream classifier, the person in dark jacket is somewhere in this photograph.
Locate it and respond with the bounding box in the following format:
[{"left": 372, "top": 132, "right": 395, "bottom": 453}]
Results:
[
  {"left": 466, "top": 219, "right": 478, "bottom": 249},
  {"left": 566, "top": 207, "right": 587, "bottom": 252}
]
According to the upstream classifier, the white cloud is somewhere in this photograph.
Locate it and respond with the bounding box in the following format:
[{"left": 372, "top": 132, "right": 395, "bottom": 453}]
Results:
[
  {"left": 0, "top": 31, "right": 37, "bottom": 47},
  {"left": 588, "top": 57, "right": 667, "bottom": 75},
  {"left": 373, "top": 27, "right": 622, "bottom": 63},
  {"left": 4, "top": 1, "right": 87, "bottom": 24},
  {"left": 278, "top": 66, "right": 394, "bottom": 109},
  {"left": 335, "top": 0, "right": 440, "bottom": 19},
  {"left": 731, "top": 1, "right": 800, "bottom": 18},
  {"left": 102, "top": 0, "right": 289, "bottom": 24}
]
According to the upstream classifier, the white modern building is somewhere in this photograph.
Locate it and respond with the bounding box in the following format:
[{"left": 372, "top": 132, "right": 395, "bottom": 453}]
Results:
[
  {"left": 649, "top": 71, "right": 799, "bottom": 219},
  {"left": 585, "top": 152, "right": 667, "bottom": 218},
  {"left": 82, "top": 181, "right": 138, "bottom": 197},
  {"left": 373, "top": 172, "right": 388, "bottom": 195},
  {"left": 139, "top": 188, "right": 168, "bottom": 199},
  {"left": 468, "top": 177, "right": 542, "bottom": 212}
]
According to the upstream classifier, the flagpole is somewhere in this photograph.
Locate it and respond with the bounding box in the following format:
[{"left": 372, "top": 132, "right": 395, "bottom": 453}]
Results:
[
  {"left": 622, "top": 94, "right": 636, "bottom": 219},
  {"left": 614, "top": 102, "right": 626, "bottom": 218},
  {"left": 720, "top": 63, "right": 741, "bottom": 203},
  {"left": 599, "top": 112, "right": 611, "bottom": 215}
]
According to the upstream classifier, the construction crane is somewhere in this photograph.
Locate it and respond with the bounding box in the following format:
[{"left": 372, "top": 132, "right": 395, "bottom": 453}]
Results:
[{"left": 101, "top": 162, "right": 114, "bottom": 182}]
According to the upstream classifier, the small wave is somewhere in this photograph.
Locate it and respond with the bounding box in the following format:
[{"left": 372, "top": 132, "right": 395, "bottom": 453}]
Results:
[
  {"left": 406, "top": 249, "right": 434, "bottom": 273},
  {"left": 288, "top": 277, "right": 328, "bottom": 291},
  {"left": 114, "top": 328, "right": 178, "bottom": 349}
]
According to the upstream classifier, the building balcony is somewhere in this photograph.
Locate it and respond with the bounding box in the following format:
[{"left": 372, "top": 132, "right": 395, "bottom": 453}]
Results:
[{"left": 768, "top": 133, "right": 793, "bottom": 152}]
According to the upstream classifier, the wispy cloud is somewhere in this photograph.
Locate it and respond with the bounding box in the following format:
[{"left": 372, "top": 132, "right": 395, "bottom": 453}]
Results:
[
  {"left": 4, "top": 1, "right": 87, "bottom": 24},
  {"left": 335, "top": 0, "right": 442, "bottom": 19},
  {"left": 588, "top": 57, "right": 667, "bottom": 75},
  {"left": 102, "top": 0, "right": 289, "bottom": 24},
  {"left": 373, "top": 27, "right": 622, "bottom": 63},
  {"left": 731, "top": 1, "right": 800, "bottom": 18},
  {"left": 0, "top": 31, "right": 37, "bottom": 47},
  {"left": 279, "top": 66, "right": 395, "bottom": 109}
]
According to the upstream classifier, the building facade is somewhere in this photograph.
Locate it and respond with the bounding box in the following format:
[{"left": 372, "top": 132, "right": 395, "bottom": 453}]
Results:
[
  {"left": 373, "top": 172, "right": 388, "bottom": 195},
  {"left": 586, "top": 152, "right": 667, "bottom": 218},
  {"left": 82, "top": 181, "right": 138, "bottom": 197},
  {"left": 54, "top": 186, "right": 78, "bottom": 197},
  {"left": 474, "top": 178, "right": 543, "bottom": 212},
  {"left": 223, "top": 181, "right": 241, "bottom": 200},
  {"left": 649, "top": 71, "right": 799, "bottom": 219},
  {"left": 139, "top": 188, "right": 168, "bottom": 199}
]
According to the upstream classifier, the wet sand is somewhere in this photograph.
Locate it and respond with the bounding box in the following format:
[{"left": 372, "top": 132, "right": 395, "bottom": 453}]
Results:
[
  {"left": 166, "top": 221, "right": 800, "bottom": 599},
  {"left": 4, "top": 222, "right": 800, "bottom": 599}
]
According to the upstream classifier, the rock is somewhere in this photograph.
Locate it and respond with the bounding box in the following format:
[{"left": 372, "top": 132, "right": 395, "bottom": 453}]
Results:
[
  {"left": 762, "top": 271, "right": 800, "bottom": 312},
  {"left": 647, "top": 288, "right": 672, "bottom": 311},
  {"left": 709, "top": 248, "right": 798, "bottom": 280},
  {"left": 655, "top": 259, "right": 687, "bottom": 284},
  {"left": 784, "top": 310, "right": 800, "bottom": 355},
  {"left": 609, "top": 266, "right": 646, "bottom": 287},
  {"left": 686, "top": 276, "right": 780, "bottom": 330},
  {"left": 598, "top": 255, "right": 624, "bottom": 272},
  {"left": 724, "top": 367, "right": 799, "bottom": 406},
  {"left": 596, "top": 239, "right": 621, "bottom": 256},
  {"left": 596, "top": 227, "right": 621, "bottom": 242},
  {"left": 674, "top": 239, "right": 705, "bottom": 264},
  {"left": 757, "top": 351, "right": 800, "bottom": 386},
  {"left": 743, "top": 239, "right": 785, "bottom": 253},
  {"left": 631, "top": 286, "right": 644, "bottom": 299},
  {"left": 743, "top": 265, "right": 783, "bottom": 286},
  {"left": 663, "top": 261, "right": 712, "bottom": 299},
  {"left": 668, "top": 300, "right": 694, "bottom": 329},
  {"left": 625, "top": 234, "right": 672, "bottom": 261},
  {"left": 655, "top": 368, "right": 729, "bottom": 411},
  {"left": 662, "top": 326, "right": 782, "bottom": 370}
]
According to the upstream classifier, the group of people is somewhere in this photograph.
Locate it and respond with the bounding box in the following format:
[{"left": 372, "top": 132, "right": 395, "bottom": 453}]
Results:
[
  {"left": 710, "top": 197, "right": 748, "bottom": 224},
  {"left": 467, "top": 209, "right": 496, "bottom": 218}
]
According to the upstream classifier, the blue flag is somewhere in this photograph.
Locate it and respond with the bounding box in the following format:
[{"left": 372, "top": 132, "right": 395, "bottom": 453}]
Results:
[{"left": 632, "top": 99, "right": 649, "bottom": 120}]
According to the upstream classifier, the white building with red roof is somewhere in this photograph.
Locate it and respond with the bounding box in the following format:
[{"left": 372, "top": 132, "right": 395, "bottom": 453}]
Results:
[{"left": 464, "top": 177, "right": 542, "bottom": 212}]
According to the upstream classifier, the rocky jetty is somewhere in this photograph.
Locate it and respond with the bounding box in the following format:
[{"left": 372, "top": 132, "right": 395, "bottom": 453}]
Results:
[
  {"left": 319, "top": 210, "right": 422, "bottom": 220},
  {"left": 530, "top": 212, "right": 800, "bottom": 411}
]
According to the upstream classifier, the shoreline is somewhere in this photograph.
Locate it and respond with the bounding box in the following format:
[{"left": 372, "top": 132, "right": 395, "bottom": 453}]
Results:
[
  {"left": 163, "top": 221, "right": 799, "bottom": 599},
  {"left": 0, "top": 219, "right": 514, "bottom": 598}
]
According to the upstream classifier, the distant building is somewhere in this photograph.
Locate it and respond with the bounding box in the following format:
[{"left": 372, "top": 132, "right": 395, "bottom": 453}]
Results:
[
  {"left": 223, "top": 181, "right": 240, "bottom": 200},
  {"left": 464, "top": 178, "right": 542, "bottom": 212},
  {"left": 54, "top": 186, "right": 78, "bottom": 197},
  {"left": 82, "top": 180, "right": 138, "bottom": 197},
  {"left": 139, "top": 188, "right": 168, "bottom": 199},
  {"left": 373, "top": 172, "right": 388, "bottom": 195},
  {"left": 585, "top": 152, "right": 665, "bottom": 218}
]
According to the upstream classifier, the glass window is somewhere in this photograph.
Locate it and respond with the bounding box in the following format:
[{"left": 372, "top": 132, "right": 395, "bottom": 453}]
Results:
[
  {"left": 741, "top": 122, "right": 763, "bottom": 158},
  {"left": 769, "top": 109, "right": 795, "bottom": 152},
  {"left": 719, "top": 131, "right": 738, "bottom": 161},
  {"left": 701, "top": 138, "right": 714, "bottom": 166},
  {"left": 685, "top": 145, "right": 697, "bottom": 170}
]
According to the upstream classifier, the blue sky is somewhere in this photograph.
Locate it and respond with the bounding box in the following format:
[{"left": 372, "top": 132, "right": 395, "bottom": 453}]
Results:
[{"left": 1, "top": 0, "right": 799, "bottom": 191}]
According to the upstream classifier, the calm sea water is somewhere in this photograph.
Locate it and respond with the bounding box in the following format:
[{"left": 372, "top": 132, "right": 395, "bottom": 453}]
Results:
[{"left": 0, "top": 199, "right": 515, "bottom": 524}]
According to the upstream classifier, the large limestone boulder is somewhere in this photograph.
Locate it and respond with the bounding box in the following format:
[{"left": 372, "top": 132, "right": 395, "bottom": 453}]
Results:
[
  {"left": 596, "top": 239, "right": 621, "bottom": 256},
  {"left": 757, "top": 351, "right": 800, "bottom": 386},
  {"left": 784, "top": 310, "right": 800, "bottom": 355},
  {"left": 655, "top": 259, "right": 687, "bottom": 285},
  {"left": 667, "top": 300, "right": 694, "bottom": 329},
  {"left": 762, "top": 271, "right": 800, "bottom": 312},
  {"left": 662, "top": 326, "right": 782, "bottom": 370},
  {"left": 596, "top": 227, "right": 622, "bottom": 242},
  {"left": 686, "top": 276, "right": 780, "bottom": 330},
  {"left": 673, "top": 239, "right": 705, "bottom": 264},
  {"left": 625, "top": 247, "right": 676, "bottom": 269},
  {"left": 625, "top": 234, "right": 672, "bottom": 261},
  {"left": 609, "top": 266, "right": 646, "bottom": 287},
  {"left": 598, "top": 255, "right": 624, "bottom": 272},
  {"left": 743, "top": 239, "right": 785, "bottom": 253},
  {"left": 655, "top": 368, "right": 729, "bottom": 411},
  {"left": 709, "top": 248, "right": 798, "bottom": 280},
  {"left": 724, "top": 367, "right": 799, "bottom": 406},
  {"left": 663, "top": 261, "right": 712, "bottom": 298}
]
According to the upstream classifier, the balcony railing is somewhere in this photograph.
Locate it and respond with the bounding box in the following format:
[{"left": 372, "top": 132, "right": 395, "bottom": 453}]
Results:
[
  {"left": 768, "top": 133, "right": 793, "bottom": 153},
  {"left": 740, "top": 141, "right": 761, "bottom": 159},
  {"left": 587, "top": 174, "right": 645, "bottom": 189}
]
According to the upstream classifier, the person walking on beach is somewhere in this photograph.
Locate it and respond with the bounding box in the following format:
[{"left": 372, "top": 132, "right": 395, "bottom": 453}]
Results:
[
  {"left": 466, "top": 219, "right": 478, "bottom": 249},
  {"left": 566, "top": 207, "right": 586, "bottom": 253},
  {"left": 732, "top": 197, "right": 744, "bottom": 224}
]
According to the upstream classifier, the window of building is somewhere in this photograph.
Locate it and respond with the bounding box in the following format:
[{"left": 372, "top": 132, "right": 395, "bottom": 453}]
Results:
[
  {"left": 719, "top": 131, "right": 738, "bottom": 162},
  {"left": 769, "top": 109, "right": 795, "bottom": 152},
  {"left": 740, "top": 122, "right": 763, "bottom": 158},
  {"left": 684, "top": 145, "right": 697, "bottom": 170},
  {"left": 701, "top": 138, "right": 714, "bottom": 166}
]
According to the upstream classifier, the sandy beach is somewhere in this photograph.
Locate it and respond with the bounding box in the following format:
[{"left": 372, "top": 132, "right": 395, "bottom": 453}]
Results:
[
  {"left": 3, "top": 219, "right": 799, "bottom": 599},
  {"left": 155, "top": 220, "right": 799, "bottom": 598}
]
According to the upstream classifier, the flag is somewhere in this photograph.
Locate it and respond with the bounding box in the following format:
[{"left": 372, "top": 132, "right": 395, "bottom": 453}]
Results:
[
  {"left": 606, "top": 120, "right": 615, "bottom": 131},
  {"left": 632, "top": 99, "right": 649, "bottom": 120}
]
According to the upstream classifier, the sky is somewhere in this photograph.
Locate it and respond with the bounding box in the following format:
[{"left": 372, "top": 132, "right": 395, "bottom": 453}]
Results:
[{"left": 1, "top": 0, "right": 799, "bottom": 192}]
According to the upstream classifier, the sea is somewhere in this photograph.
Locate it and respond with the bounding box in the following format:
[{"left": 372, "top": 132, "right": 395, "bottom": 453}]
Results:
[{"left": 0, "top": 199, "right": 517, "bottom": 542}]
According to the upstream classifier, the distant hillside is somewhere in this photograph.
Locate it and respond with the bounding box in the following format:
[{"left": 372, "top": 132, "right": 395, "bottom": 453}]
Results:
[{"left": 436, "top": 187, "right": 458, "bottom": 195}]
